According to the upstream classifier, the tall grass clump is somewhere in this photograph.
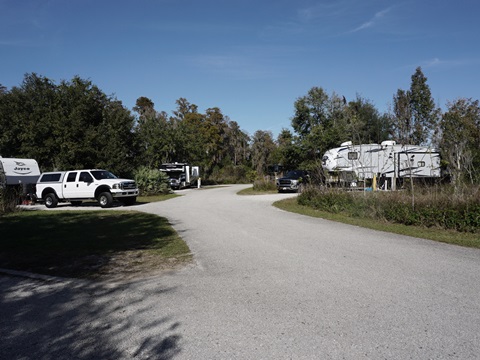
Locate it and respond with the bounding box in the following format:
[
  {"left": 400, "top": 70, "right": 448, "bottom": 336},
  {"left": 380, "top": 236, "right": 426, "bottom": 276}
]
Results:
[
  {"left": 298, "top": 185, "right": 480, "bottom": 233},
  {"left": 253, "top": 178, "right": 277, "bottom": 192}
]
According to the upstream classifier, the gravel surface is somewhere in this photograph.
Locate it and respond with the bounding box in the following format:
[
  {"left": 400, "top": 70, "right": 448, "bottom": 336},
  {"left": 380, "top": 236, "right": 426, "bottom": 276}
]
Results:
[{"left": 2, "top": 184, "right": 480, "bottom": 359}]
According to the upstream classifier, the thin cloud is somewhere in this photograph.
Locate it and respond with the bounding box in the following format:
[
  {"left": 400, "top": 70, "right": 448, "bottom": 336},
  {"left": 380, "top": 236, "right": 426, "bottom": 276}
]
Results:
[
  {"left": 297, "top": 1, "right": 352, "bottom": 23},
  {"left": 350, "top": 7, "right": 392, "bottom": 33},
  {"left": 422, "top": 57, "right": 478, "bottom": 69}
]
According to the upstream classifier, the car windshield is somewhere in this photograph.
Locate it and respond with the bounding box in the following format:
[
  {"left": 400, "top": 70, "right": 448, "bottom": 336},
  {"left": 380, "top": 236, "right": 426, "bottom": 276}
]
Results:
[
  {"left": 91, "top": 170, "right": 118, "bottom": 180},
  {"left": 285, "top": 171, "right": 304, "bottom": 179}
]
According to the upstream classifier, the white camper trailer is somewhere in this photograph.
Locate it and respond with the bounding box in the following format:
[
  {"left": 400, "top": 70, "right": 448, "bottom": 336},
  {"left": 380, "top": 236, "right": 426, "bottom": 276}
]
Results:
[
  {"left": 0, "top": 157, "right": 41, "bottom": 188},
  {"left": 159, "top": 163, "right": 200, "bottom": 190},
  {"left": 0, "top": 157, "right": 41, "bottom": 202},
  {"left": 321, "top": 141, "right": 441, "bottom": 190}
]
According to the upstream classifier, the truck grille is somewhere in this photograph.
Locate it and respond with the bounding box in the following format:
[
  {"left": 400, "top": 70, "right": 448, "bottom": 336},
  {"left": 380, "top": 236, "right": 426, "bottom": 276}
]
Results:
[
  {"left": 122, "top": 181, "right": 137, "bottom": 190},
  {"left": 278, "top": 179, "right": 292, "bottom": 186}
]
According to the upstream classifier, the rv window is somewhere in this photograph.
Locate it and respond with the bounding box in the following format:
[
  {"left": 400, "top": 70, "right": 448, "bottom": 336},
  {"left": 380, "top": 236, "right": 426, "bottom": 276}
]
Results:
[
  {"left": 418, "top": 161, "right": 425, "bottom": 167},
  {"left": 40, "top": 173, "right": 62, "bottom": 182},
  {"left": 347, "top": 152, "right": 358, "bottom": 160}
]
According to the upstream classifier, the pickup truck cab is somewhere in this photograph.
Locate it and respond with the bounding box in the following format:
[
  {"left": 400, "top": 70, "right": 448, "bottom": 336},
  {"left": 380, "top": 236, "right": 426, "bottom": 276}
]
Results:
[{"left": 36, "top": 169, "right": 139, "bottom": 208}]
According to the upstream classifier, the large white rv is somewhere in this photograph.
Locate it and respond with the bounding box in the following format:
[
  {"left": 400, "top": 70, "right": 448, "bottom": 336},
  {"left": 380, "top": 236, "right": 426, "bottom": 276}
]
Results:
[
  {"left": 159, "top": 163, "right": 200, "bottom": 190},
  {"left": 321, "top": 141, "right": 441, "bottom": 190}
]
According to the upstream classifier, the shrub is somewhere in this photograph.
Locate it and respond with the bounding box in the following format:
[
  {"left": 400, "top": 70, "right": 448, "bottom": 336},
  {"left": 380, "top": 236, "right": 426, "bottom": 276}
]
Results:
[
  {"left": 0, "top": 187, "right": 19, "bottom": 215},
  {"left": 209, "top": 164, "right": 253, "bottom": 184},
  {"left": 297, "top": 185, "right": 480, "bottom": 233},
  {"left": 134, "top": 167, "right": 171, "bottom": 196},
  {"left": 253, "top": 178, "right": 277, "bottom": 192}
]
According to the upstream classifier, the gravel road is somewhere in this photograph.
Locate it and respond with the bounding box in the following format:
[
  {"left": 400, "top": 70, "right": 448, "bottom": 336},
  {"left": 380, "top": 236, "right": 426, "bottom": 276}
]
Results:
[{"left": 1, "top": 185, "right": 480, "bottom": 359}]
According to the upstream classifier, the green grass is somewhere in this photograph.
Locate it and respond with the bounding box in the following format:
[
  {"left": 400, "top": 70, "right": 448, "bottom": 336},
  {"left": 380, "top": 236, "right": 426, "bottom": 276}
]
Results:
[
  {"left": 237, "top": 186, "right": 278, "bottom": 195},
  {"left": 274, "top": 197, "right": 480, "bottom": 248},
  {"left": 136, "top": 193, "right": 180, "bottom": 203},
  {"left": 0, "top": 210, "right": 191, "bottom": 278}
]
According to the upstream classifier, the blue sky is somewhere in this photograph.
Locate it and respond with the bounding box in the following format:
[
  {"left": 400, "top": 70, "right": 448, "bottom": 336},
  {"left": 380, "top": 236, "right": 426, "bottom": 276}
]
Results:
[{"left": 1, "top": 0, "right": 479, "bottom": 137}]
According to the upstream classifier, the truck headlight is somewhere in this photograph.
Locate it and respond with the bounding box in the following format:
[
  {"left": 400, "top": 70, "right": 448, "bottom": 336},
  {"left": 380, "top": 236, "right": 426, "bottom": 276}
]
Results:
[{"left": 112, "top": 183, "right": 122, "bottom": 190}]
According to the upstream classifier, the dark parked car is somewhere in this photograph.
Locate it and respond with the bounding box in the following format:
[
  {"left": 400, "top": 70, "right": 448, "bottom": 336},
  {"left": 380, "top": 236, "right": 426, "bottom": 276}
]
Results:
[{"left": 276, "top": 170, "right": 310, "bottom": 193}]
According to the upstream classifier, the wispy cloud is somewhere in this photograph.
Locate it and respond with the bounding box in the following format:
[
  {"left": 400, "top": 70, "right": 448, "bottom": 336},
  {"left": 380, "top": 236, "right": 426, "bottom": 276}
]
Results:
[
  {"left": 185, "top": 53, "right": 274, "bottom": 80},
  {"left": 185, "top": 45, "right": 302, "bottom": 80},
  {"left": 422, "top": 57, "right": 478, "bottom": 69},
  {"left": 349, "top": 7, "right": 392, "bottom": 33},
  {"left": 297, "top": 1, "right": 350, "bottom": 23}
]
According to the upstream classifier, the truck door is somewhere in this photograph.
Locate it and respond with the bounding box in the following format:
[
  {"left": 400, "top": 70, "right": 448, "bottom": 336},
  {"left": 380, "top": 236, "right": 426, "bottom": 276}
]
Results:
[
  {"left": 76, "top": 171, "right": 95, "bottom": 198},
  {"left": 62, "top": 171, "right": 79, "bottom": 198}
]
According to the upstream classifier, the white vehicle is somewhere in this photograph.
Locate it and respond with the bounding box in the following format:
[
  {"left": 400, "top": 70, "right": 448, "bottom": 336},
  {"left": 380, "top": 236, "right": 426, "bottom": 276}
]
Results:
[
  {"left": 159, "top": 163, "right": 200, "bottom": 190},
  {"left": 36, "top": 169, "right": 139, "bottom": 208},
  {"left": 0, "top": 157, "right": 41, "bottom": 187},
  {"left": 322, "top": 141, "right": 441, "bottom": 190}
]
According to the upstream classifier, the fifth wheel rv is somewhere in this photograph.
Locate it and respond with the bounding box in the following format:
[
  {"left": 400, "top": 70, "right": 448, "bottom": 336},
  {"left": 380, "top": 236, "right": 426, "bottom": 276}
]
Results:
[{"left": 322, "top": 141, "right": 441, "bottom": 190}]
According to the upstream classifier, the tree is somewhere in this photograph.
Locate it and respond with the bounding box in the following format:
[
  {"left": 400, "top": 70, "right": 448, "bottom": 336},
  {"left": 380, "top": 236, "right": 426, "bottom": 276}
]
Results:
[
  {"left": 0, "top": 73, "right": 135, "bottom": 174},
  {"left": 440, "top": 98, "right": 480, "bottom": 188},
  {"left": 271, "top": 128, "right": 301, "bottom": 171},
  {"left": 225, "top": 120, "right": 250, "bottom": 166},
  {"left": 391, "top": 89, "right": 411, "bottom": 144},
  {"left": 409, "top": 67, "right": 439, "bottom": 145},
  {"left": 251, "top": 130, "right": 275, "bottom": 175},
  {"left": 391, "top": 67, "right": 439, "bottom": 145},
  {"left": 133, "top": 96, "right": 155, "bottom": 117},
  {"left": 134, "top": 97, "right": 173, "bottom": 168},
  {"left": 347, "top": 95, "right": 392, "bottom": 144},
  {"left": 0, "top": 73, "right": 58, "bottom": 168},
  {"left": 96, "top": 99, "right": 136, "bottom": 177},
  {"left": 291, "top": 87, "right": 349, "bottom": 170}
]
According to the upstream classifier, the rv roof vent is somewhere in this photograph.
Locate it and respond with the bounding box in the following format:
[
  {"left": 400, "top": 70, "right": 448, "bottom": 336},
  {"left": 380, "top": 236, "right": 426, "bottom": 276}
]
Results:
[
  {"left": 381, "top": 140, "right": 396, "bottom": 147},
  {"left": 340, "top": 141, "right": 353, "bottom": 146}
]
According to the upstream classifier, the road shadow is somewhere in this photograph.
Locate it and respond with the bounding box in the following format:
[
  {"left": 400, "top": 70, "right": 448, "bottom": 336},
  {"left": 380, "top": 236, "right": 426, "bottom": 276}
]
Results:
[{"left": 0, "top": 275, "right": 182, "bottom": 359}]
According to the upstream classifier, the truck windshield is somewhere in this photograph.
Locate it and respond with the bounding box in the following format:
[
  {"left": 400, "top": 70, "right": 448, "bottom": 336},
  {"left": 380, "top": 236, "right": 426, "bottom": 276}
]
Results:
[
  {"left": 285, "top": 171, "right": 304, "bottom": 179},
  {"left": 91, "top": 170, "right": 118, "bottom": 180}
]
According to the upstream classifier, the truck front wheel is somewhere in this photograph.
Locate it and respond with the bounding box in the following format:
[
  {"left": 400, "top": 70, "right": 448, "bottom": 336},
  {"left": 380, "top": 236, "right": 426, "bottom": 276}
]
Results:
[
  {"left": 98, "top": 192, "right": 113, "bottom": 208},
  {"left": 45, "top": 193, "right": 58, "bottom": 208}
]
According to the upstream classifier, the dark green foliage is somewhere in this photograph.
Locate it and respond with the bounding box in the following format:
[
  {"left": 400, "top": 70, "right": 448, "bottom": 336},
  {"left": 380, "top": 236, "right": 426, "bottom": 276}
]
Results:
[
  {"left": 134, "top": 167, "right": 171, "bottom": 195},
  {"left": 0, "top": 74, "right": 136, "bottom": 174},
  {"left": 0, "top": 187, "right": 19, "bottom": 215},
  {"left": 391, "top": 67, "right": 439, "bottom": 145}
]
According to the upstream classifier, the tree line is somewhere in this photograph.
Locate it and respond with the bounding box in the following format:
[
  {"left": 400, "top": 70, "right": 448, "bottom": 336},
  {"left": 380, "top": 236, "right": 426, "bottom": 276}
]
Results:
[{"left": 1, "top": 69, "right": 479, "bottom": 186}]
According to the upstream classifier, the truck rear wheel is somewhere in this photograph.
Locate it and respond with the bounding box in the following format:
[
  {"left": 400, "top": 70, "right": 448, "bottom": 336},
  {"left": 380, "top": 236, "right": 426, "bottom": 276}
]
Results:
[
  {"left": 45, "top": 193, "right": 58, "bottom": 208},
  {"left": 98, "top": 192, "right": 113, "bottom": 208}
]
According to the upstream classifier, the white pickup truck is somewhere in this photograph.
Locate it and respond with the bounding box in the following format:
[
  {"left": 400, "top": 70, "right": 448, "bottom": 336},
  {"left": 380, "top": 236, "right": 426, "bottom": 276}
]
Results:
[{"left": 36, "top": 169, "right": 139, "bottom": 208}]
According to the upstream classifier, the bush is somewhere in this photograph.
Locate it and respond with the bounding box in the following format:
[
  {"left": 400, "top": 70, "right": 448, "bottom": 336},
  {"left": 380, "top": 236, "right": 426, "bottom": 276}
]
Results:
[
  {"left": 134, "top": 167, "right": 171, "bottom": 196},
  {"left": 0, "top": 187, "right": 19, "bottom": 215},
  {"left": 208, "top": 164, "right": 253, "bottom": 184},
  {"left": 297, "top": 185, "right": 480, "bottom": 233},
  {"left": 253, "top": 178, "right": 277, "bottom": 192}
]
